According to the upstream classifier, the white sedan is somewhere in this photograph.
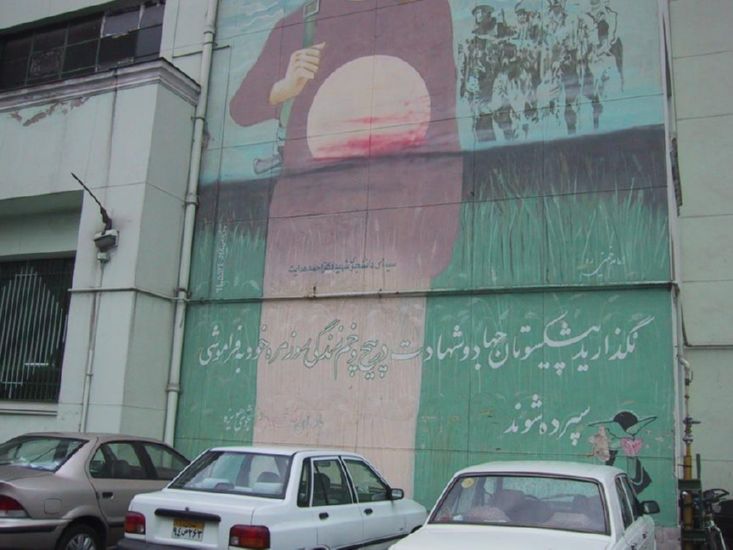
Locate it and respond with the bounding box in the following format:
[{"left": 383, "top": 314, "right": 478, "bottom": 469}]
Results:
[
  {"left": 391, "top": 461, "right": 660, "bottom": 550},
  {"left": 118, "top": 446, "right": 426, "bottom": 549}
]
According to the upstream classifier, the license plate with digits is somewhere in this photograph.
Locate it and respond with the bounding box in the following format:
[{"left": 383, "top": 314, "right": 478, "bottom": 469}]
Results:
[{"left": 172, "top": 518, "right": 204, "bottom": 541}]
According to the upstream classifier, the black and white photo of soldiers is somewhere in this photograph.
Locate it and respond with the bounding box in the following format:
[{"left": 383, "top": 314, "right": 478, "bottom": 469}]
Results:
[{"left": 457, "top": 0, "right": 625, "bottom": 142}]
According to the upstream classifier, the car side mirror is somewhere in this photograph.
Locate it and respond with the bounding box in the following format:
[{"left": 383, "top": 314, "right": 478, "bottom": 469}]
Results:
[
  {"left": 641, "top": 500, "right": 660, "bottom": 515},
  {"left": 388, "top": 488, "right": 404, "bottom": 501}
]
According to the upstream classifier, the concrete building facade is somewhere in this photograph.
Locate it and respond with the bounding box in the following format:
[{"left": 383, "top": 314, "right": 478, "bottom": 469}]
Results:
[
  {"left": 0, "top": 0, "right": 206, "bottom": 436},
  {"left": 668, "top": 0, "right": 733, "bottom": 493}
]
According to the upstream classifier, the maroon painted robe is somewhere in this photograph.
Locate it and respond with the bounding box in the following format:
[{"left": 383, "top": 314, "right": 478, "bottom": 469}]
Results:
[{"left": 230, "top": 0, "right": 462, "bottom": 291}]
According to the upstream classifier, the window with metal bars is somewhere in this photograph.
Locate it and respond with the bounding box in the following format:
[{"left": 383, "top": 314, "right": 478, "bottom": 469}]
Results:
[
  {"left": 0, "top": 258, "right": 74, "bottom": 402},
  {"left": 0, "top": 1, "right": 165, "bottom": 92}
]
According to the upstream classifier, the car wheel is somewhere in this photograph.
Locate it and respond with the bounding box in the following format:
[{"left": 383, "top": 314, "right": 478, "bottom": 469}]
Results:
[{"left": 56, "top": 524, "right": 101, "bottom": 550}]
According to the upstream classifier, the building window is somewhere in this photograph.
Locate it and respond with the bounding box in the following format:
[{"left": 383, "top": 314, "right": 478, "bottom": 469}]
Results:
[
  {"left": 0, "top": 258, "right": 74, "bottom": 402},
  {"left": 0, "top": 1, "right": 165, "bottom": 91}
]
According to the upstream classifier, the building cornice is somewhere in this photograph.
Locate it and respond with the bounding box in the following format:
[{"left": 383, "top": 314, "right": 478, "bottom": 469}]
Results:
[{"left": 0, "top": 58, "right": 200, "bottom": 113}]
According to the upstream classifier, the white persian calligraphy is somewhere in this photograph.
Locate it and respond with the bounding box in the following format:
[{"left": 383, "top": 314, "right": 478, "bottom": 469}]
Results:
[
  {"left": 196, "top": 308, "right": 656, "bottom": 381},
  {"left": 504, "top": 393, "right": 591, "bottom": 446}
]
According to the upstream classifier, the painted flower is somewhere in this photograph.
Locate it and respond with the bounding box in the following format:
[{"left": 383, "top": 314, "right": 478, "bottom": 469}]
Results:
[{"left": 621, "top": 437, "right": 643, "bottom": 456}]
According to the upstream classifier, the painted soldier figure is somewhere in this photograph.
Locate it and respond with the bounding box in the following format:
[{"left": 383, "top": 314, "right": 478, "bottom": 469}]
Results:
[
  {"left": 540, "top": 0, "right": 583, "bottom": 134},
  {"left": 459, "top": 5, "right": 505, "bottom": 141}
]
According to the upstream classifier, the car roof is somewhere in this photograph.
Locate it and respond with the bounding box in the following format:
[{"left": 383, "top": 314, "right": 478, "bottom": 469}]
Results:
[
  {"left": 205, "top": 445, "right": 363, "bottom": 458},
  {"left": 12, "top": 432, "right": 169, "bottom": 445},
  {"left": 453, "top": 460, "right": 625, "bottom": 483}
]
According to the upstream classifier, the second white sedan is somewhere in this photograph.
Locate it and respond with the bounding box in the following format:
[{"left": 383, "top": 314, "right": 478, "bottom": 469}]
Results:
[
  {"left": 118, "top": 446, "right": 426, "bottom": 549},
  {"left": 391, "top": 461, "right": 660, "bottom": 550}
]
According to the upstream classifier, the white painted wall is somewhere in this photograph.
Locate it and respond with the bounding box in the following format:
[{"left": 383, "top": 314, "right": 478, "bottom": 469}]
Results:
[
  {"left": 0, "top": 207, "right": 81, "bottom": 258},
  {"left": 0, "top": 94, "right": 113, "bottom": 201},
  {"left": 670, "top": 0, "right": 733, "bottom": 491},
  {"left": 159, "top": 0, "right": 209, "bottom": 81}
]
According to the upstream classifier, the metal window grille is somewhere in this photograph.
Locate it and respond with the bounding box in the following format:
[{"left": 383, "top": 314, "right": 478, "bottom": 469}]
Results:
[{"left": 0, "top": 258, "right": 74, "bottom": 402}]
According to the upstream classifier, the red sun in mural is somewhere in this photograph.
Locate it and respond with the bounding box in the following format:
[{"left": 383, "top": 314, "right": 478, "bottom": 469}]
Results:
[{"left": 306, "top": 55, "right": 431, "bottom": 159}]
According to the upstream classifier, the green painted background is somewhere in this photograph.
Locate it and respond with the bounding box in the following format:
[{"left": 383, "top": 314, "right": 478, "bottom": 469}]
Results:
[{"left": 415, "top": 289, "right": 675, "bottom": 519}]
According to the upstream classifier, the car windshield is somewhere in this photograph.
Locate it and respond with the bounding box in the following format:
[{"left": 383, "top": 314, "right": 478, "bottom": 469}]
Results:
[
  {"left": 0, "top": 436, "right": 86, "bottom": 472},
  {"left": 170, "top": 450, "right": 291, "bottom": 499},
  {"left": 430, "top": 473, "right": 609, "bottom": 535}
]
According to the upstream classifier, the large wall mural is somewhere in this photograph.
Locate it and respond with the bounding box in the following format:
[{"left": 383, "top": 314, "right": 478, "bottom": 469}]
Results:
[{"left": 178, "top": 0, "right": 676, "bottom": 525}]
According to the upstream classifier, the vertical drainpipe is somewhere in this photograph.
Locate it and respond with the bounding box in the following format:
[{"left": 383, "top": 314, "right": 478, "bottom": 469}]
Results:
[
  {"left": 79, "top": 264, "right": 105, "bottom": 432},
  {"left": 164, "top": 0, "right": 220, "bottom": 445},
  {"left": 659, "top": 0, "right": 694, "bottom": 543},
  {"left": 659, "top": 0, "right": 687, "bottom": 475}
]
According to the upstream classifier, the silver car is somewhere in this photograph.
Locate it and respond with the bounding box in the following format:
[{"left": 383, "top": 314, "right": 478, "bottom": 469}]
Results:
[{"left": 0, "top": 432, "right": 189, "bottom": 550}]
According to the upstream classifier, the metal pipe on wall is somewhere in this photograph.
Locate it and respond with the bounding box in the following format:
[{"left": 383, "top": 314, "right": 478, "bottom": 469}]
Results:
[
  {"left": 163, "top": 0, "right": 220, "bottom": 445},
  {"left": 79, "top": 261, "right": 105, "bottom": 432}
]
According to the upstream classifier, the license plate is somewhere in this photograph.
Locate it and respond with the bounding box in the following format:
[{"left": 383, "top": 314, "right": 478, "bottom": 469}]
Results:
[{"left": 172, "top": 518, "right": 204, "bottom": 541}]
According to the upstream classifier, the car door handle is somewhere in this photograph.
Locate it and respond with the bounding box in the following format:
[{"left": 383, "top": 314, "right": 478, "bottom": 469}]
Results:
[
  {"left": 364, "top": 508, "right": 373, "bottom": 516},
  {"left": 101, "top": 492, "right": 114, "bottom": 499},
  {"left": 319, "top": 512, "right": 329, "bottom": 520}
]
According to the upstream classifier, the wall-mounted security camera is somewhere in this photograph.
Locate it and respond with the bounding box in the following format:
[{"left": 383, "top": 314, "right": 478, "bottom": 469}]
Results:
[
  {"left": 94, "top": 228, "right": 119, "bottom": 253},
  {"left": 94, "top": 229, "right": 119, "bottom": 263}
]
